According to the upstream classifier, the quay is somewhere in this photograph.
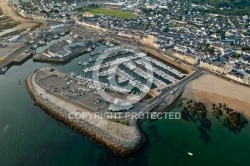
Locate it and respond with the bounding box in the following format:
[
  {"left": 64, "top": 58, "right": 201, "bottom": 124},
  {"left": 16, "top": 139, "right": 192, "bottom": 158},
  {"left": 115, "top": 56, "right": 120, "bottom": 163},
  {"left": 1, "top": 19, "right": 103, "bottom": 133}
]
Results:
[
  {"left": 25, "top": 66, "right": 202, "bottom": 154},
  {"left": 25, "top": 68, "right": 144, "bottom": 155},
  {"left": 33, "top": 40, "right": 94, "bottom": 63}
]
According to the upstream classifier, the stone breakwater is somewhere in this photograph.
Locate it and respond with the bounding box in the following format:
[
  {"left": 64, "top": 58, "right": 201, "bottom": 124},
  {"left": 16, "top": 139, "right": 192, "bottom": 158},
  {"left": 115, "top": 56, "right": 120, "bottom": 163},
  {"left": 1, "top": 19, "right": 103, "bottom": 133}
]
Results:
[{"left": 25, "top": 70, "right": 144, "bottom": 155}]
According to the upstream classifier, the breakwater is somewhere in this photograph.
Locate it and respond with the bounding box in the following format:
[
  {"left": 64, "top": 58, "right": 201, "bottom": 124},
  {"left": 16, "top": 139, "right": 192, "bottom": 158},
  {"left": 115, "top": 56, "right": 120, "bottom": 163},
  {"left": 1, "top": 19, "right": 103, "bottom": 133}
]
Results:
[{"left": 25, "top": 69, "right": 144, "bottom": 155}]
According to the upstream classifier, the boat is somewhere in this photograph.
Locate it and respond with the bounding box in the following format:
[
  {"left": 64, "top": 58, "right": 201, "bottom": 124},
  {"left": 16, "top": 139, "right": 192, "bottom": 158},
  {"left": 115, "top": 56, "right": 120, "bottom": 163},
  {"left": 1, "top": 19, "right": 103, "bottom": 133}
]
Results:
[
  {"left": 107, "top": 75, "right": 113, "bottom": 80},
  {"left": 78, "top": 61, "right": 83, "bottom": 65},
  {"left": 83, "top": 62, "right": 89, "bottom": 66},
  {"left": 187, "top": 152, "right": 193, "bottom": 156},
  {"left": 70, "top": 72, "right": 76, "bottom": 77},
  {"left": 60, "top": 32, "right": 65, "bottom": 36},
  {"left": 38, "top": 40, "right": 45, "bottom": 46},
  {"left": 106, "top": 42, "right": 114, "bottom": 47},
  {"left": 53, "top": 34, "right": 60, "bottom": 39},
  {"left": 86, "top": 47, "right": 92, "bottom": 52},
  {"left": 0, "top": 67, "right": 7, "bottom": 74},
  {"left": 31, "top": 44, "right": 38, "bottom": 49}
]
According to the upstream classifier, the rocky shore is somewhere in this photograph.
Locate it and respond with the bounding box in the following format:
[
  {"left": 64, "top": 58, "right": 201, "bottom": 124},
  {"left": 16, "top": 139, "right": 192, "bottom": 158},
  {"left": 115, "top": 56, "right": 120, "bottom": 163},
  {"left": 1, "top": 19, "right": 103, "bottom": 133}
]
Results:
[{"left": 25, "top": 69, "right": 144, "bottom": 155}]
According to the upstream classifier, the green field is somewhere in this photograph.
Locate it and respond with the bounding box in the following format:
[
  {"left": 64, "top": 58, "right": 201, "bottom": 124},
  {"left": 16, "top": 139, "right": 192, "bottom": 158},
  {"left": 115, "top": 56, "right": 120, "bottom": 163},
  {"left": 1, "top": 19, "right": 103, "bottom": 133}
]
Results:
[{"left": 89, "top": 8, "right": 135, "bottom": 19}]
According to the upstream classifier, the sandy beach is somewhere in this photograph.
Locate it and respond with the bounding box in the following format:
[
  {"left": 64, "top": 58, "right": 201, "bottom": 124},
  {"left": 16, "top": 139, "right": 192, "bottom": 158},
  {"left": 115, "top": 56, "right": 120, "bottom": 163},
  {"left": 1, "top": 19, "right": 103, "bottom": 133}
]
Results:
[{"left": 182, "top": 74, "right": 250, "bottom": 117}]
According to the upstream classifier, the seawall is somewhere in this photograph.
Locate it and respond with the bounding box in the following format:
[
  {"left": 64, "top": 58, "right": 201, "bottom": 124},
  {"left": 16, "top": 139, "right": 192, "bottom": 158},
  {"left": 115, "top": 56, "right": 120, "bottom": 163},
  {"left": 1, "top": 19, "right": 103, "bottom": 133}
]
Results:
[{"left": 25, "top": 69, "right": 144, "bottom": 155}]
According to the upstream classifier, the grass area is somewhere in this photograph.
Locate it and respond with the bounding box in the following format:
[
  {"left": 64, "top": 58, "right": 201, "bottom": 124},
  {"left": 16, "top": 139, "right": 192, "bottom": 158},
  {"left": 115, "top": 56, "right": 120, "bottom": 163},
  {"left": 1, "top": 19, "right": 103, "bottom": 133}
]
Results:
[
  {"left": 113, "top": 120, "right": 130, "bottom": 125},
  {"left": 89, "top": 8, "right": 135, "bottom": 19}
]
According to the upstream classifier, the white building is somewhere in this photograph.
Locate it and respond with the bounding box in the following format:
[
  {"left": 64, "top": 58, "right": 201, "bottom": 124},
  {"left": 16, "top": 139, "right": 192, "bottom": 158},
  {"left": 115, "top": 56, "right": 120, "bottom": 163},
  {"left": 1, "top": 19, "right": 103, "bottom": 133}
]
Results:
[{"left": 109, "top": 98, "right": 133, "bottom": 111}]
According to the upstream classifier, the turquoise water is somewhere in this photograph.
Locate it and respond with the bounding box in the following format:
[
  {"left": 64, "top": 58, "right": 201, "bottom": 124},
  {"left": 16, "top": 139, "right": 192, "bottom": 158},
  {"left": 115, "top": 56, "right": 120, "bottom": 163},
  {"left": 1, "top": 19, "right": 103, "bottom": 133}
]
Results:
[{"left": 0, "top": 49, "right": 250, "bottom": 165}]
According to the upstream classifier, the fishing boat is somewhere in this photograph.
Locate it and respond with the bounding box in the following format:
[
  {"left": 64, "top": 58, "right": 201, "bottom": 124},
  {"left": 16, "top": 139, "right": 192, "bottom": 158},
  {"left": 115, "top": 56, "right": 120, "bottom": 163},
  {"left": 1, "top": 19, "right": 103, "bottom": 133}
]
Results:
[
  {"left": 0, "top": 67, "right": 7, "bottom": 74},
  {"left": 187, "top": 152, "right": 193, "bottom": 156}
]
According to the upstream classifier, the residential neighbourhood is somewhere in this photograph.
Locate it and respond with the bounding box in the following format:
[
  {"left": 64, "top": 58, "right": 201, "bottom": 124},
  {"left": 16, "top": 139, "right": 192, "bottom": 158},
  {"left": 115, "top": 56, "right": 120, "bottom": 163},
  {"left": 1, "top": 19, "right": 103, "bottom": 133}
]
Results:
[
  {"left": 8, "top": 0, "right": 249, "bottom": 85},
  {"left": 1, "top": 0, "right": 250, "bottom": 164}
]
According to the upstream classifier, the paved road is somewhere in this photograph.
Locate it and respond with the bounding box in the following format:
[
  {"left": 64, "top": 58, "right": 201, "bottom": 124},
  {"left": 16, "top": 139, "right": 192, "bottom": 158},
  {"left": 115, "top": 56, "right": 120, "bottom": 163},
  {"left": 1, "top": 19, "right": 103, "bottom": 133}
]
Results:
[{"left": 104, "top": 69, "right": 203, "bottom": 120}]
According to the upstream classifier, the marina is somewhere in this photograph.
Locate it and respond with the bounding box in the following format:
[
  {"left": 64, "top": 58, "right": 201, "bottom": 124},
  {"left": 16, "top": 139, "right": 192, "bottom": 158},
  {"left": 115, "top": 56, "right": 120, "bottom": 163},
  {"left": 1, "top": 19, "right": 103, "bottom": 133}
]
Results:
[{"left": 75, "top": 45, "right": 186, "bottom": 95}]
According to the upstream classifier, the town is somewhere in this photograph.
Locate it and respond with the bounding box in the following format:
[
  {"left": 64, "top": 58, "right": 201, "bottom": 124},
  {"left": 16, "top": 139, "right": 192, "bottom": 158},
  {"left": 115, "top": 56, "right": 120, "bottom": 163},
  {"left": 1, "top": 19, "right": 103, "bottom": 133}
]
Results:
[
  {"left": 0, "top": 0, "right": 250, "bottom": 158},
  {"left": 1, "top": 0, "right": 249, "bottom": 85}
]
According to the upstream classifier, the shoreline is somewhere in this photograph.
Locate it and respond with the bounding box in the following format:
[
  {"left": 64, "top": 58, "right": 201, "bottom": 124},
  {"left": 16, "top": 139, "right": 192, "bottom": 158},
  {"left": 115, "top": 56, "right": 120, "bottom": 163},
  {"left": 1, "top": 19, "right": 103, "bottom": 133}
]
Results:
[
  {"left": 181, "top": 74, "right": 250, "bottom": 117},
  {"left": 25, "top": 69, "right": 144, "bottom": 155}
]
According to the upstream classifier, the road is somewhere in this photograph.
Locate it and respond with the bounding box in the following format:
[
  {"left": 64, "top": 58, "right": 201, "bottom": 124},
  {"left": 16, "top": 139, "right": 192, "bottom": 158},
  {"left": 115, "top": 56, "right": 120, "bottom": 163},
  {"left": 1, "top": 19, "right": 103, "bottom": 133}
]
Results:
[
  {"left": 0, "top": 0, "right": 37, "bottom": 33},
  {"left": 104, "top": 69, "right": 203, "bottom": 120}
]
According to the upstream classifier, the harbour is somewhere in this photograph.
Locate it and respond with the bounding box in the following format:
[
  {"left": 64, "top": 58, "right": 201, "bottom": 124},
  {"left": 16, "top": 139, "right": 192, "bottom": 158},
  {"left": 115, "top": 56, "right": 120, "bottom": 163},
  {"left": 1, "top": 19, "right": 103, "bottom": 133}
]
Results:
[
  {"left": 0, "top": 41, "right": 249, "bottom": 165},
  {"left": 1, "top": 55, "right": 250, "bottom": 165}
]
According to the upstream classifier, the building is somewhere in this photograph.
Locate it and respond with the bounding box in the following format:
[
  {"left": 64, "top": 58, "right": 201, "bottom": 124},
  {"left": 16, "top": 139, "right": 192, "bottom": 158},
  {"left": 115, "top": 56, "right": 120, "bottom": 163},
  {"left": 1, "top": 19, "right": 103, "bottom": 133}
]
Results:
[
  {"left": 51, "top": 24, "right": 64, "bottom": 29},
  {"left": 173, "top": 52, "right": 199, "bottom": 64},
  {"left": 141, "top": 35, "right": 160, "bottom": 48},
  {"left": 109, "top": 98, "right": 133, "bottom": 112},
  {"left": 8, "top": 36, "right": 20, "bottom": 42},
  {"left": 82, "top": 12, "right": 94, "bottom": 18}
]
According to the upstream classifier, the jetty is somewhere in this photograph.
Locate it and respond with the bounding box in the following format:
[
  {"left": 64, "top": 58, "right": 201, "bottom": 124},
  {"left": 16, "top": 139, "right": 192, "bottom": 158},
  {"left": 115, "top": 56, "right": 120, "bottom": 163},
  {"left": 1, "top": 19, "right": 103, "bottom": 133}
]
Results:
[{"left": 25, "top": 68, "right": 143, "bottom": 155}]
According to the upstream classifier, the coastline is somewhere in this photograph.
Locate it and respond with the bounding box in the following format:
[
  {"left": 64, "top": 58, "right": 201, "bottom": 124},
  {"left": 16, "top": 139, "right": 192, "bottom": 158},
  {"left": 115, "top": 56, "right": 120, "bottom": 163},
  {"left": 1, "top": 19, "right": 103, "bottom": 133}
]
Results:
[
  {"left": 182, "top": 74, "right": 250, "bottom": 117},
  {"left": 25, "top": 69, "right": 144, "bottom": 155}
]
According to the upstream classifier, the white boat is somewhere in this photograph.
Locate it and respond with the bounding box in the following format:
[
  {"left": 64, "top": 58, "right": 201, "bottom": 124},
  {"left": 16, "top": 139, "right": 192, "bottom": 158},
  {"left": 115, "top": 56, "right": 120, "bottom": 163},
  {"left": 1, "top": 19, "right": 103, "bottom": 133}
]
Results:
[
  {"left": 60, "top": 32, "right": 65, "bottom": 36},
  {"left": 0, "top": 67, "right": 7, "bottom": 74},
  {"left": 188, "top": 152, "right": 193, "bottom": 156},
  {"left": 83, "top": 62, "right": 89, "bottom": 66},
  {"left": 31, "top": 44, "right": 38, "bottom": 49},
  {"left": 107, "top": 75, "right": 113, "bottom": 80},
  {"left": 86, "top": 48, "right": 92, "bottom": 52},
  {"left": 106, "top": 42, "right": 114, "bottom": 47},
  {"left": 53, "top": 34, "right": 60, "bottom": 39}
]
